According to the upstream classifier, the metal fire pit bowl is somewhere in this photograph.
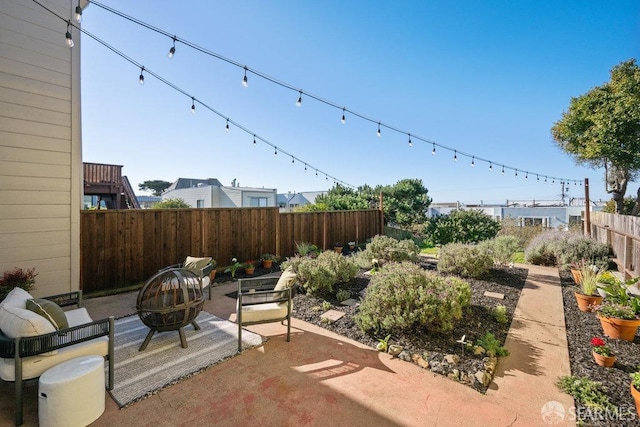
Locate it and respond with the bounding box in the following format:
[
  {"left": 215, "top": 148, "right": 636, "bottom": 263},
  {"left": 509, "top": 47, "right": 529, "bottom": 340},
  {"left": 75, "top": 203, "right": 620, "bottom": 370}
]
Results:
[{"left": 136, "top": 268, "right": 205, "bottom": 351}]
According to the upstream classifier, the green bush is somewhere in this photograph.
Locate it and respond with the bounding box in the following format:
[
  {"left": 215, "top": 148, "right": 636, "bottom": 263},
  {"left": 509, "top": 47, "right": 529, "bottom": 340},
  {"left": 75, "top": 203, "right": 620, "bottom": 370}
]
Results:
[
  {"left": 424, "top": 209, "right": 500, "bottom": 246},
  {"left": 524, "top": 231, "right": 610, "bottom": 270},
  {"left": 284, "top": 250, "right": 358, "bottom": 295},
  {"left": 356, "top": 262, "right": 471, "bottom": 334},
  {"left": 479, "top": 235, "right": 520, "bottom": 266},
  {"left": 498, "top": 217, "right": 545, "bottom": 249},
  {"left": 352, "top": 235, "right": 420, "bottom": 269},
  {"left": 493, "top": 305, "right": 509, "bottom": 324},
  {"left": 437, "top": 243, "right": 493, "bottom": 278},
  {"left": 474, "top": 332, "right": 509, "bottom": 357},
  {"left": 152, "top": 198, "right": 190, "bottom": 209}
]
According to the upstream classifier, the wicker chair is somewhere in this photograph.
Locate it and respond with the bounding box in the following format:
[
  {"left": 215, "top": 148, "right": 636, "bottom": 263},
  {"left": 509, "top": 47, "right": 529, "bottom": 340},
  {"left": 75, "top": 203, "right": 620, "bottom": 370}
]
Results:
[
  {"left": 0, "top": 289, "right": 114, "bottom": 426},
  {"left": 236, "top": 267, "right": 298, "bottom": 352}
]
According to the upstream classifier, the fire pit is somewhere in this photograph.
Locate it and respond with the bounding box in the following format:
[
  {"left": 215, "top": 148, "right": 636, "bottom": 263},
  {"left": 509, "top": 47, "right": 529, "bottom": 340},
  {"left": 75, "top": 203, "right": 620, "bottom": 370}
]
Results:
[{"left": 136, "top": 268, "right": 205, "bottom": 351}]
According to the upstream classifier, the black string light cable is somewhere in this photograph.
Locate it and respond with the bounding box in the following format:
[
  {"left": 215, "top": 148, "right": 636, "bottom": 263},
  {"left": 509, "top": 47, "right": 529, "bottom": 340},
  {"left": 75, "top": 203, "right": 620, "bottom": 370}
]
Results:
[
  {"left": 84, "top": 0, "right": 584, "bottom": 187},
  {"left": 31, "top": 0, "right": 354, "bottom": 189}
]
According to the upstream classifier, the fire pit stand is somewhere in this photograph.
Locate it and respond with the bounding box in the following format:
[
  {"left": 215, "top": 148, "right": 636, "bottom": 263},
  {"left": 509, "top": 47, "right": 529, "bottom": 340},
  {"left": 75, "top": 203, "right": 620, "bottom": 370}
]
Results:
[{"left": 136, "top": 268, "right": 205, "bottom": 351}]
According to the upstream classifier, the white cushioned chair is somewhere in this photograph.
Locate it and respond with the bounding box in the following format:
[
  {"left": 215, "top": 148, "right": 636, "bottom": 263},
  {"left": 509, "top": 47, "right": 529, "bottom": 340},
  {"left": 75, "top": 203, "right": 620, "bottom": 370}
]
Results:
[
  {"left": 162, "top": 256, "right": 214, "bottom": 300},
  {"left": 0, "top": 288, "right": 114, "bottom": 426},
  {"left": 236, "top": 267, "right": 298, "bottom": 352}
]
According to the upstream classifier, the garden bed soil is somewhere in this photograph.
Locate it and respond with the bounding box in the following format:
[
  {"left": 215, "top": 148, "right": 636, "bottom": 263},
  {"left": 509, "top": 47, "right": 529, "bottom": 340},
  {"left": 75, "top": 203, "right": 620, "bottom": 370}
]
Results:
[
  {"left": 289, "top": 258, "right": 527, "bottom": 393},
  {"left": 559, "top": 270, "right": 640, "bottom": 426}
]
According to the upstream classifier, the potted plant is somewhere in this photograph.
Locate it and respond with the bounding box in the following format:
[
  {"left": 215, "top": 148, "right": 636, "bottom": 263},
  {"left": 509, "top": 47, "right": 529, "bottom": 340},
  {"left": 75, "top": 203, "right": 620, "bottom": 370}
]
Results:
[
  {"left": 631, "top": 371, "right": 640, "bottom": 417},
  {"left": 261, "top": 254, "right": 279, "bottom": 269},
  {"left": 595, "top": 300, "right": 640, "bottom": 341},
  {"left": 570, "top": 259, "right": 586, "bottom": 284},
  {"left": 224, "top": 258, "right": 243, "bottom": 278},
  {"left": 590, "top": 337, "right": 615, "bottom": 367},
  {"left": 244, "top": 260, "right": 256, "bottom": 275},
  {"left": 334, "top": 242, "right": 344, "bottom": 254},
  {"left": 209, "top": 259, "right": 217, "bottom": 280},
  {"left": 0, "top": 267, "right": 37, "bottom": 303},
  {"left": 574, "top": 263, "right": 605, "bottom": 312}
]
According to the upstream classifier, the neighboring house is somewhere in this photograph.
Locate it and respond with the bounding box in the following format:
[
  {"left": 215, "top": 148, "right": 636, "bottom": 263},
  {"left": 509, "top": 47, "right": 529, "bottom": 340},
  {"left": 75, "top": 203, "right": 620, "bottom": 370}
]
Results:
[
  {"left": 1, "top": 0, "right": 88, "bottom": 296},
  {"left": 428, "top": 199, "right": 605, "bottom": 230},
  {"left": 137, "top": 195, "right": 162, "bottom": 209},
  {"left": 83, "top": 162, "right": 140, "bottom": 209},
  {"left": 162, "top": 178, "right": 277, "bottom": 208},
  {"left": 277, "top": 191, "right": 326, "bottom": 210}
]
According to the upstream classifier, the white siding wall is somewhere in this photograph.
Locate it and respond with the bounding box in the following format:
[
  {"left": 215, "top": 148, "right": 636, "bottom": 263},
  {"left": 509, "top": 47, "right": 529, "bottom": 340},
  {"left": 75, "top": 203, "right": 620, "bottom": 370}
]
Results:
[{"left": 0, "top": 0, "right": 81, "bottom": 296}]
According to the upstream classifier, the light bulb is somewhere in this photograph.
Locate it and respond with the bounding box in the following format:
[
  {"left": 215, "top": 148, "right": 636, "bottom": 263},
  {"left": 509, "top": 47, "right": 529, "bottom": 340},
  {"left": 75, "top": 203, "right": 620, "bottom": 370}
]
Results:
[
  {"left": 274, "top": 148, "right": 278, "bottom": 156},
  {"left": 471, "top": 156, "right": 475, "bottom": 167},
  {"left": 454, "top": 150, "right": 457, "bottom": 161},
  {"left": 253, "top": 135, "right": 256, "bottom": 146},
  {"left": 304, "top": 163, "right": 307, "bottom": 171},
  {"left": 489, "top": 162, "right": 493, "bottom": 170},
  {"left": 377, "top": 123, "right": 381, "bottom": 137},
  {"left": 296, "top": 91, "right": 302, "bottom": 107},
  {"left": 432, "top": 144, "right": 436, "bottom": 155},
  {"left": 408, "top": 134, "right": 412, "bottom": 147},
  {"left": 225, "top": 119, "right": 230, "bottom": 132},
  {"left": 515, "top": 169, "right": 518, "bottom": 177},
  {"left": 139, "top": 67, "right": 144, "bottom": 85},
  {"left": 65, "top": 22, "right": 74, "bottom": 48},
  {"left": 291, "top": 157, "right": 294, "bottom": 166},
  {"left": 242, "top": 66, "right": 248, "bottom": 87},
  {"left": 501, "top": 166, "right": 505, "bottom": 175},
  {"left": 341, "top": 108, "right": 346, "bottom": 124},
  {"left": 168, "top": 37, "right": 176, "bottom": 59},
  {"left": 191, "top": 97, "right": 195, "bottom": 114},
  {"left": 75, "top": 5, "right": 82, "bottom": 23}
]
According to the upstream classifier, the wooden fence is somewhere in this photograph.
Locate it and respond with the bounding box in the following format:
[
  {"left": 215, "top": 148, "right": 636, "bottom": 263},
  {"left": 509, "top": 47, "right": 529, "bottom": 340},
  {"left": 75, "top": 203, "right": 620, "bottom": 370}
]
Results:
[
  {"left": 80, "top": 208, "right": 383, "bottom": 292},
  {"left": 590, "top": 212, "right": 640, "bottom": 279}
]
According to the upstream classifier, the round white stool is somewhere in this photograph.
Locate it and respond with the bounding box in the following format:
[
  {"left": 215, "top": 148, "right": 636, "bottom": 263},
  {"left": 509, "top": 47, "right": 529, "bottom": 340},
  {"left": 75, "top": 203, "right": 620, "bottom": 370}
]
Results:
[{"left": 38, "top": 355, "right": 105, "bottom": 427}]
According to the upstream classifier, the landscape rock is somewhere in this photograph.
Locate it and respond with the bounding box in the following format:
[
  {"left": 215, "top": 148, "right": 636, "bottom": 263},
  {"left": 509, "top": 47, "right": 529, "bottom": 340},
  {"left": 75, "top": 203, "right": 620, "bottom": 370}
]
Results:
[
  {"left": 398, "top": 351, "right": 412, "bottom": 362},
  {"left": 388, "top": 345, "right": 403, "bottom": 356},
  {"left": 474, "top": 370, "right": 491, "bottom": 387},
  {"left": 444, "top": 354, "right": 460, "bottom": 365},
  {"left": 412, "top": 354, "right": 430, "bottom": 369}
]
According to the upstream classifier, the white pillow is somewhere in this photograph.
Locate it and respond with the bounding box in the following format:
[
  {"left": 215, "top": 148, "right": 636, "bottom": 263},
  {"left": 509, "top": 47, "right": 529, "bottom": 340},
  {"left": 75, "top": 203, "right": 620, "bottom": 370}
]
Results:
[
  {"left": 274, "top": 267, "right": 298, "bottom": 291},
  {"left": 0, "top": 304, "right": 56, "bottom": 339},
  {"left": 183, "top": 256, "right": 212, "bottom": 275},
  {"left": 0, "top": 287, "right": 33, "bottom": 309}
]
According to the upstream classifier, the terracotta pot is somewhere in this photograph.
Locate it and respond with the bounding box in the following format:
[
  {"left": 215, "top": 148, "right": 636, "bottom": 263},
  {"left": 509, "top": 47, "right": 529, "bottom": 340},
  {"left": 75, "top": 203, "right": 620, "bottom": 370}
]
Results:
[
  {"left": 631, "top": 383, "right": 640, "bottom": 417},
  {"left": 598, "top": 314, "right": 640, "bottom": 341},
  {"left": 245, "top": 267, "right": 255, "bottom": 275},
  {"left": 334, "top": 247, "right": 343, "bottom": 254},
  {"left": 209, "top": 270, "right": 216, "bottom": 280},
  {"left": 571, "top": 269, "right": 583, "bottom": 284},
  {"left": 262, "top": 259, "right": 273, "bottom": 269},
  {"left": 592, "top": 350, "right": 616, "bottom": 367},
  {"left": 574, "top": 292, "right": 603, "bottom": 312}
]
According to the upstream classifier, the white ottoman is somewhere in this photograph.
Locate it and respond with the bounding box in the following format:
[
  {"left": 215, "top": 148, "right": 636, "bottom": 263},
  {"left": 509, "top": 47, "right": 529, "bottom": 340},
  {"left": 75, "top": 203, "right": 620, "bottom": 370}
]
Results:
[{"left": 38, "top": 355, "right": 105, "bottom": 427}]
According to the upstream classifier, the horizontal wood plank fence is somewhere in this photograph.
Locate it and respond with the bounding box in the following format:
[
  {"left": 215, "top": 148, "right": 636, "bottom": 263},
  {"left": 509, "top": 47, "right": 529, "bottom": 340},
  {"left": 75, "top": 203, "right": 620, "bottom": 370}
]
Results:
[
  {"left": 81, "top": 208, "right": 383, "bottom": 293},
  {"left": 590, "top": 212, "right": 640, "bottom": 279}
]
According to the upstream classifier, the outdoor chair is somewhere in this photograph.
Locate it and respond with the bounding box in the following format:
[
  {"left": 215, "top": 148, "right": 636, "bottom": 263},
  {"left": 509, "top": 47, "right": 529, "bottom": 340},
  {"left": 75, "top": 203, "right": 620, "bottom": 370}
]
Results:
[
  {"left": 0, "top": 288, "right": 114, "bottom": 426},
  {"left": 162, "top": 256, "right": 214, "bottom": 300},
  {"left": 236, "top": 267, "right": 298, "bottom": 352}
]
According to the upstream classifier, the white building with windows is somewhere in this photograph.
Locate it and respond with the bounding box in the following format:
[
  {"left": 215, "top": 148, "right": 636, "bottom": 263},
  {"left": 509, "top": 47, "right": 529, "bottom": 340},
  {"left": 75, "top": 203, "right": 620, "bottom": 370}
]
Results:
[{"left": 161, "top": 178, "right": 277, "bottom": 208}]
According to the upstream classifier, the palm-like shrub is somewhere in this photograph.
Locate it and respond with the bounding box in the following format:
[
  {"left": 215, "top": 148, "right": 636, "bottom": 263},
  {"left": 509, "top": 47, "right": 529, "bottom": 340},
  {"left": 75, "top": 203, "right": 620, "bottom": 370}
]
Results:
[{"left": 356, "top": 262, "right": 471, "bottom": 334}]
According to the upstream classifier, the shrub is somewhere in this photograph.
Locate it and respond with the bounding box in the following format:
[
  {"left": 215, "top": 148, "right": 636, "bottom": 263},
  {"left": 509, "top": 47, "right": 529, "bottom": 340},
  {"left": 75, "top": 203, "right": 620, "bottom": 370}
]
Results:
[
  {"left": 474, "top": 332, "right": 509, "bottom": 357},
  {"left": 0, "top": 267, "right": 37, "bottom": 302},
  {"left": 285, "top": 250, "right": 358, "bottom": 295},
  {"left": 556, "top": 376, "right": 615, "bottom": 411},
  {"left": 152, "top": 198, "right": 190, "bottom": 209},
  {"left": 493, "top": 305, "right": 509, "bottom": 324},
  {"left": 524, "top": 230, "right": 610, "bottom": 270},
  {"left": 352, "top": 235, "right": 420, "bottom": 269},
  {"left": 336, "top": 289, "right": 351, "bottom": 302},
  {"left": 437, "top": 243, "right": 493, "bottom": 278},
  {"left": 498, "top": 217, "right": 545, "bottom": 249},
  {"left": 424, "top": 209, "right": 500, "bottom": 246},
  {"left": 479, "top": 235, "right": 520, "bottom": 266},
  {"left": 356, "top": 262, "right": 471, "bottom": 334}
]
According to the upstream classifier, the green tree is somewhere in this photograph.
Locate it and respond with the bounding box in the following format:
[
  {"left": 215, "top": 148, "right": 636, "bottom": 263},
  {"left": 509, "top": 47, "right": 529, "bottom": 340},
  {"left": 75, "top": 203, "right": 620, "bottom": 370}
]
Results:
[
  {"left": 138, "top": 180, "right": 172, "bottom": 196},
  {"left": 424, "top": 209, "right": 500, "bottom": 245},
  {"left": 551, "top": 59, "right": 640, "bottom": 213},
  {"left": 308, "top": 184, "right": 369, "bottom": 211},
  {"left": 602, "top": 197, "right": 636, "bottom": 215},
  {"left": 378, "top": 179, "right": 431, "bottom": 227},
  {"left": 152, "top": 198, "right": 190, "bottom": 209}
]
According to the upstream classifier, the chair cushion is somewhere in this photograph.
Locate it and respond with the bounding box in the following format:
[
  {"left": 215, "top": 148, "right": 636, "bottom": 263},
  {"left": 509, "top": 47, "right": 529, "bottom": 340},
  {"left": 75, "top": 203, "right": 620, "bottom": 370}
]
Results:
[
  {"left": 241, "top": 302, "right": 289, "bottom": 323},
  {"left": 0, "top": 304, "right": 56, "bottom": 339},
  {"left": 26, "top": 298, "right": 69, "bottom": 330},
  {"left": 184, "top": 256, "right": 212, "bottom": 275},
  {"left": 274, "top": 266, "right": 297, "bottom": 291},
  {"left": 0, "top": 287, "right": 33, "bottom": 309}
]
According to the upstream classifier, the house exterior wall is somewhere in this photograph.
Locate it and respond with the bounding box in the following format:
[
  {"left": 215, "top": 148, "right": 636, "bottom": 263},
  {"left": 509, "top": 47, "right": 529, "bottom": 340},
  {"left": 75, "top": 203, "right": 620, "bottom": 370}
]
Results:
[
  {"left": 163, "top": 185, "right": 277, "bottom": 208},
  {"left": 0, "top": 0, "right": 82, "bottom": 296}
]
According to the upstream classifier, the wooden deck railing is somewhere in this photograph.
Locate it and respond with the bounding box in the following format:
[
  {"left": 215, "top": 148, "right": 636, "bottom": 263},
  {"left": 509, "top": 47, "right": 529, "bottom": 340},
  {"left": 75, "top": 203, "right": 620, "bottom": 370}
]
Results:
[
  {"left": 590, "top": 212, "right": 640, "bottom": 279},
  {"left": 80, "top": 207, "right": 383, "bottom": 293}
]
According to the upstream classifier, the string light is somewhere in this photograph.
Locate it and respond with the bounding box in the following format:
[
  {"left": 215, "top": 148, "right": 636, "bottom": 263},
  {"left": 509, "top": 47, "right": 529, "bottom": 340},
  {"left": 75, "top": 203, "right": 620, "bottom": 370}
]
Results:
[
  {"left": 138, "top": 66, "right": 144, "bottom": 85},
  {"left": 408, "top": 134, "right": 412, "bottom": 147},
  {"left": 489, "top": 162, "right": 493, "bottom": 170},
  {"left": 471, "top": 156, "right": 475, "bottom": 167},
  {"left": 168, "top": 36, "right": 176, "bottom": 59},
  {"left": 377, "top": 122, "right": 381, "bottom": 137},
  {"left": 315, "top": 169, "right": 318, "bottom": 176},
  {"left": 304, "top": 163, "right": 307, "bottom": 171},
  {"left": 75, "top": 1, "right": 82, "bottom": 23},
  {"left": 525, "top": 172, "right": 528, "bottom": 180},
  {"left": 274, "top": 147, "right": 278, "bottom": 156},
  {"left": 253, "top": 134, "right": 256, "bottom": 145},
  {"left": 515, "top": 169, "right": 518, "bottom": 177},
  {"left": 65, "top": 21, "right": 74, "bottom": 47},
  {"left": 453, "top": 150, "right": 457, "bottom": 161},
  {"left": 191, "top": 97, "right": 195, "bottom": 113},
  {"left": 79, "top": 0, "right": 584, "bottom": 188},
  {"left": 242, "top": 66, "right": 248, "bottom": 87},
  {"left": 341, "top": 108, "right": 346, "bottom": 124},
  {"left": 291, "top": 157, "right": 295, "bottom": 165},
  {"left": 432, "top": 143, "right": 436, "bottom": 155},
  {"left": 501, "top": 166, "right": 505, "bottom": 175},
  {"left": 537, "top": 174, "right": 540, "bottom": 181},
  {"left": 225, "top": 118, "right": 230, "bottom": 132}
]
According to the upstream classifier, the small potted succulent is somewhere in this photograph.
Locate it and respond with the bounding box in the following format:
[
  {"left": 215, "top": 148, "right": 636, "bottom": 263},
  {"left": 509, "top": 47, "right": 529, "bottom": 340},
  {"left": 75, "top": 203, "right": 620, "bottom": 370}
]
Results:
[
  {"left": 261, "top": 254, "right": 279, "bottom": 269},
  {"left": 244, "top": 260, "right": 256, "bottom": 275},
  {"left": 590, "top": 337, "right": 615, "bottom": 367}
]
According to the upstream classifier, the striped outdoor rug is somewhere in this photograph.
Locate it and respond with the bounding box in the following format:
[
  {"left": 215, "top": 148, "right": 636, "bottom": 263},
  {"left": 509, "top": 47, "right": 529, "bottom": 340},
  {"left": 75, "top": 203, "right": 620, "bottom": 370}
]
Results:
[{"left": 109, "top": 311, "right": 263, "bottom": 408}]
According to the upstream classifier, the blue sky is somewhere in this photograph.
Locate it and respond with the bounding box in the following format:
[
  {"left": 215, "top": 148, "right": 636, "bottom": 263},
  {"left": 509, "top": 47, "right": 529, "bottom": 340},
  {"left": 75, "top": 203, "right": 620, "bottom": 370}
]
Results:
[{"left": 80, "top": 1, "right": 639, "bottom": 204}]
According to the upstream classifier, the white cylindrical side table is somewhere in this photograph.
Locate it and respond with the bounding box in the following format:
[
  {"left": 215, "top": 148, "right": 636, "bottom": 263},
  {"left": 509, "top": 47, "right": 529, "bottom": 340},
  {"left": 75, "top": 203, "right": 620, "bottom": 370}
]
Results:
[{"left": 38, "top": 355, "right": 105, "bottom": 427}]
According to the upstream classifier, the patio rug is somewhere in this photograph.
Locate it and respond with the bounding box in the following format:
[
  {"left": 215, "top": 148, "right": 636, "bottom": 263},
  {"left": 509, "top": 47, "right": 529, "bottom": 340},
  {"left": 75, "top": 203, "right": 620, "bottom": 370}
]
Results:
[{"left": 109, "top": 311, "right": 263, "bottom": 408}]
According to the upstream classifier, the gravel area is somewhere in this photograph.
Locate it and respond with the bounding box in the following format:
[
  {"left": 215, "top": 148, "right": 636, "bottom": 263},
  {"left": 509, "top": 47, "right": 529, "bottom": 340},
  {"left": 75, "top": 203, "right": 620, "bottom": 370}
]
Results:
[{"left": 559, "top": 270, "right": 640, "bottom": 426}]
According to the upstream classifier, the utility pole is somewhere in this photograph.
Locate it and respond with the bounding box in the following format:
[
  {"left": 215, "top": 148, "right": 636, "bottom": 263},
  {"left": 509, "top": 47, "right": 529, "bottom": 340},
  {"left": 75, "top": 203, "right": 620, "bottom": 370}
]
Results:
[{"left": 584, "top": 178, "right": 591, "bottom": 236}]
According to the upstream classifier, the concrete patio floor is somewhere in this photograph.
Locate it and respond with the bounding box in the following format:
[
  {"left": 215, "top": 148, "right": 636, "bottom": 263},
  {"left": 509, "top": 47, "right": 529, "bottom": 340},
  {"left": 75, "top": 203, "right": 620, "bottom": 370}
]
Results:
[{"left": 0, "top": 264, "right": 575, "bottom": 426}]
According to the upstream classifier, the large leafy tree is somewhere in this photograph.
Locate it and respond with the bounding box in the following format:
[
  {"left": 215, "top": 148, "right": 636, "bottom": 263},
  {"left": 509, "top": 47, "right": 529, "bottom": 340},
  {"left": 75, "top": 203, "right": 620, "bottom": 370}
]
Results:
[
  {"left": 138, "top": 180, "right": 172, "bottom": 196},
  {"left": 551, "top": 59, "right": 640, "bottom": 213}
]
